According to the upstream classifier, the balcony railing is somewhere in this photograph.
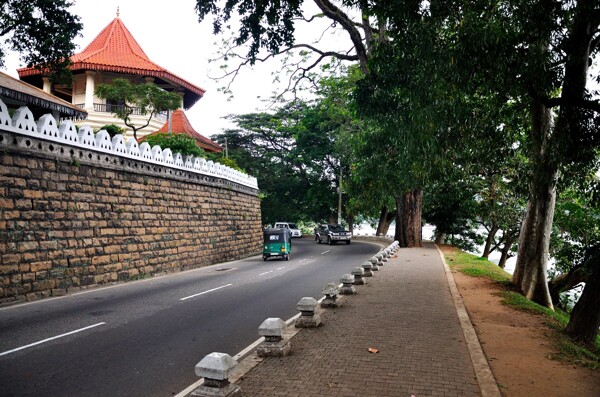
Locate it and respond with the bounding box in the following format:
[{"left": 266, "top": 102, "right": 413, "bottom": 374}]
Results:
[{"left": 75, "top": 103, "right": 168, "bottom": 121}]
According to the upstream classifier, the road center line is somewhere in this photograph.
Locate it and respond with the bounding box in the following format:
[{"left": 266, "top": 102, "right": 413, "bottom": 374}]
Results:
[
  {"left": 0, "top": 322, "right": 106, "bottom": 357},
  {"left": 321, "top": 250, "right": 330, "bottom": 255},
  {"left": 275, "top": 267, "right": 285, "bottom": 271},
  {"left": 180, "top": 284, "right": 232, "bottom": 301},
  {"left": 258, "top": 271, "right": 272, "bottom": 276}
]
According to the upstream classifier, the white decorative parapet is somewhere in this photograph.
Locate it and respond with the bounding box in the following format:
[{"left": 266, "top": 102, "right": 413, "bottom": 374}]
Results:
[{"left": 0, "top": 100, "right": 259, "bottom": 190}]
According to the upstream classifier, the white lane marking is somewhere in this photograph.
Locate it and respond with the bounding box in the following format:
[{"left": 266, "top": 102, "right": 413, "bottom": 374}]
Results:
[
  {"left": 258, "top": 271, "right": 273, "bottom": 276},
  {"left": 321, "top": 250, "right": 330, "bottom": 255},
  {"left": 275, "top": 267, "right": 285, "bottom": 271},
  {"left": 180, "top": 284, "right": 232, "bottom": 301},
  {"left": 0, "top": 322, "right": 106, "bottom": 357}
]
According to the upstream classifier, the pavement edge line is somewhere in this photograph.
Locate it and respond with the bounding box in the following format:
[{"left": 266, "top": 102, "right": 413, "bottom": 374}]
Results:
[{"left": 435, "top": 244, "right": 502, "bottom": 397}]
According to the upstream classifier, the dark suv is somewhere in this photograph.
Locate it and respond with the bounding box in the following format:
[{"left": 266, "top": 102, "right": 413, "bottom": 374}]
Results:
[{"left": 314, "top": 224, "right": 352, "bottom": 245}]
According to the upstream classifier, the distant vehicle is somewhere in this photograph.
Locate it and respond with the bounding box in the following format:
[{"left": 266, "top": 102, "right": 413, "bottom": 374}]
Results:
[
  {"left": 273, "top": 222, "right": 303, "bottom": 238},
  {"left": 314, "top": 224, "right": 352, "bottom": 245},
  {"left": 263, "top": 228, "right": 291, "bottom": 261}
]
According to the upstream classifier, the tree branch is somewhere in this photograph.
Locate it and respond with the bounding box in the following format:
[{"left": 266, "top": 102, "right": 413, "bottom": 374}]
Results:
[
  {"left": 211, "top": 41, "right": 358, "bottom": 95},
  {"left": 543, "top": 97, "right": 600, "bottom": 112},
  {"left": 312, "top": 0, "right": 369, "bottom": 74}
]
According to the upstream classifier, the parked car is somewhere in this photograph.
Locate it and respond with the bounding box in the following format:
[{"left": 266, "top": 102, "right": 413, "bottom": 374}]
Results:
[
  {"left": 314, "top": 224, "right": 352, "bottom": 245},
  {"left": 273, "top": 222, "right": 303, "bottom": 238}
]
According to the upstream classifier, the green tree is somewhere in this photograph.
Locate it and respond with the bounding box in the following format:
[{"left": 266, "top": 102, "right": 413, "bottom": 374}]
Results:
[
  {"left": 95, "top": 79, "right": 182, "bottom": 141},
  {"left": 0, "top": 0, "right": 82, "bottom": 81},
  {"left": 140, "top": 133, "right": 205, "bottom": 158},
  {"left": 449, "top": 1, "right": 600, "bottom": 309},
  {"left": 212, "top": 102, "right": 339, "bottom": 225},
  {"left": 209, "top": 78, "right": 366, "bottom": 227}
]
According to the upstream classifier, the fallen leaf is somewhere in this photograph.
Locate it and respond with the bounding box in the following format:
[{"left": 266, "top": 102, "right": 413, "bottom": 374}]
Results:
[{"left": 368, "top": 347, "right": 379, "bottom": 353}]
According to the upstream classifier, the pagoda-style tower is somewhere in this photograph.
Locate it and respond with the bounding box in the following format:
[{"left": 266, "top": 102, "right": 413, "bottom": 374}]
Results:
[
  {"left": 17, "top": 17, "right": 206, "bottom": 139},
  {"left": 146, "top": 109, "right": 222, "bottom": 153}
]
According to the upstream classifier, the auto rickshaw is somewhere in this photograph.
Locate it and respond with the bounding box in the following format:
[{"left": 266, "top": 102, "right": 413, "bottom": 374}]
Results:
[{"left": 262, "top": 228, "right": 291, "bottom": 261}]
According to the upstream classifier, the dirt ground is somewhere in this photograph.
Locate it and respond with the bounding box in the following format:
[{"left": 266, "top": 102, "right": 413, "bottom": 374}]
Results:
[{"left": 439, "top": 246, "right": 600, "bottom": 397}]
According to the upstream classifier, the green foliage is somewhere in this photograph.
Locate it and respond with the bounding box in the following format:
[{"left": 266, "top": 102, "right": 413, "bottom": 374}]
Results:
[
  {"left": 0, "top": 0, "right": 82, "bottom": 82},
  {"left": 195, "top": 0, "right": 303, "bottom": 61},
  {"left": 207, "top": 154, "right": 244, "bottom": 172},
  {"left": 551, "top": 186, "right": 600, "bottom": 276},
  {"left": 95, "top": 79, "right": 181, "bottom": 140},
  {"left": 210, "top": 98, "right": 345, "bottom": 225},
  {"left": 99, "top": 124, "right": 125, "bottom": 138},
  {"left": 140, "top": 133, "right": 205, "bottom": 158}
]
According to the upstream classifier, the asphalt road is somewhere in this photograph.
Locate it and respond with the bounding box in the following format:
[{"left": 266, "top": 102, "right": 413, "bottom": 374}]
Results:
[{"left": 0, "top": 238, "right": 382, "bottom": 397}]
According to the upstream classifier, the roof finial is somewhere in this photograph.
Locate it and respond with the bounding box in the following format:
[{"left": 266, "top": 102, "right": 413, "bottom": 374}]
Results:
[{"left": 116, "top": 6, "right": 120, "bottom": 18}]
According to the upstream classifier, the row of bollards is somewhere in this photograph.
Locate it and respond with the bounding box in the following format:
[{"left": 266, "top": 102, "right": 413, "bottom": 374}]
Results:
[{"left": 189, "top": 240, "right": 400, "bottom": 396}]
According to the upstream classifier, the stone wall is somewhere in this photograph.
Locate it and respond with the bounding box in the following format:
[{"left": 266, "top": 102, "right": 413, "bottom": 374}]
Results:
[{"left": 0, "top": 102, "right": 263, "bottom": 305}]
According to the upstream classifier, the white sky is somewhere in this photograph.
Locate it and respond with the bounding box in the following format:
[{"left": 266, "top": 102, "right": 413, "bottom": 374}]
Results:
[{"left": 1, "top": 0, "right": 348, "bottom": 136}]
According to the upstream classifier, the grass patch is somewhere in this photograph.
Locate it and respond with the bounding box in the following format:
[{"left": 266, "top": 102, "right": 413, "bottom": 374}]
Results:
[
  {"left": 499, "top": 290, "right": 569, "bottom": 326},
  {"left": 443, "top": 245, "right": 600, "bottom": 370},
  {"left": 500, "top": 290, "right": 600, "bottom": 369},
  {"left": 443, "top": 248, "right": 511, "bottom": 283},
  {"left": 553, "top": 338, "right": 600, "bottom": 370}
]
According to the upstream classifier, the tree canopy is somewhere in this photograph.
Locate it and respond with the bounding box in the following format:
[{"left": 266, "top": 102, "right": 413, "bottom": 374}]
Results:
[
  {"left": 0, "top": 0, "right": 82, "bottom": 81},
  {"left": 95, "top": 79, "right": 182, "bottom": 141},
  {"left": 196, "top": 0, "right": 600, "bottom": 344}
]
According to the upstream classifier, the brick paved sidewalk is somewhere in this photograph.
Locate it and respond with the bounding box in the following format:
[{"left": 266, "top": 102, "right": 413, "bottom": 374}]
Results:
[{"left": 235, "top": 242, "right": 483, "bottom": 396}]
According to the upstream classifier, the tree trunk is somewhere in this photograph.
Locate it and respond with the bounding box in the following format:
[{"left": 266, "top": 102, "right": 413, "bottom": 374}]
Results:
[
  {"left": 512, "top": 101, "right": 556, "bottom": 309},
  {"left": 482, "top": 221, "right": 499, "bottom": 258},
  {"left": 548, "top": 265, "right": 587, "bottom": 308},
  {"left": 498, "top": 233, "right": 516, "bottom": 269},
  {"left": 346, "top": 214, "right": 354, "bottom": 234},
  {"left": 394, "top": 189, "right": 422, "bottom": 248},
  {"left": 393, "top": 195, "right": 404, "bottom": 244},
  {"left": 566, "top": 251, "right": 600, "bottom": 346},
  {"left": 435, "top": 232, "right": 446, "bottom": 245},
  {"left": 375, "top": 206, "right": 390, "bottom": 236}
]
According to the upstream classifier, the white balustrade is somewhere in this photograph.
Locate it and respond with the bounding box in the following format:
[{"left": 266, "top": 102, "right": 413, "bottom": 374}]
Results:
[{"left": 0, "top": 98, "right": 258, "bottom": 189}]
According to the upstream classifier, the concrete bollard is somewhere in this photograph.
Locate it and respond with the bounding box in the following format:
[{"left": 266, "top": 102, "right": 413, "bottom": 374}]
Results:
[
  {"left": 351, "top": 266, "right": 365, "bottom": 285},
  {"left": 339, "top": 274, "right": 356, "bottom": 295},
  {"left": 257, "top": 318, "right": 291, "bottom": 357},
  {"left": 320, "top": 282, "right": 342, "bottom": 308},
  {"left": 295, "top": 297, "right": 321, "bottom": 328},
  {"left": 192, "top": 352, "right": 241, "bottom": 397},
  {"left": 362, "top": 261, "right": 374, "bottom": 277},
  {"left": 369, "top": 256, "right": 380, "bottom": 271}
]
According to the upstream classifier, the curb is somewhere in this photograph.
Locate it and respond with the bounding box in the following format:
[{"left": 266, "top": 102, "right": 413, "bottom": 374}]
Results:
[{"left": 435, "top": 244, "right": 502, "bottom": 397}]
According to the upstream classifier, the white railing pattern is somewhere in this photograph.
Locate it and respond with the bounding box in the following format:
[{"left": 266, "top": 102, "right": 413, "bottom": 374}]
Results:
[{"left": 0, "top": 99, "right": 258, "bottom": 190}]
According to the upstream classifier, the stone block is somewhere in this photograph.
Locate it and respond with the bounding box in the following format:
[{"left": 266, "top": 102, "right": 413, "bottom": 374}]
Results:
[
  {"left": 195, "top": 352, "right": 237, "bottom": 381},
  {"left": 351, "top": 267, "right": 365, "bottom": 285},
  {"left": 295, "top": 297, "right": 321, "bottom": 328},
  {"left": 369, "top": 256, "right": 380, "bottom": 271},
  {"left": 339, "top": 274, "right": 356, "bottom": 295},
  {"left": 256, "top": 338, "right": 291, "bottom": 357},
  {"left": 321, "top": 283, "right": 343, "bottom": 308},
  {"left": 257, "top": 318, "right": 291, "bottom": 357}
]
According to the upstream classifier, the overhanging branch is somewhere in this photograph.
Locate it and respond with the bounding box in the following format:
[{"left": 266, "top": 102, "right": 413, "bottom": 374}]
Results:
[{"left": 543, "top": 97, "right": 600, "bottom": 112}]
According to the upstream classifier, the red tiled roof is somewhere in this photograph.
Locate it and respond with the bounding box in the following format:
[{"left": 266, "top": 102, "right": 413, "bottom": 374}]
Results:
[
  {"left": 17, "top": 18, "right": 205, "bottom": 109},
  {"left": 148, "top": 109, "right": 222, "bottom": 153}
]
